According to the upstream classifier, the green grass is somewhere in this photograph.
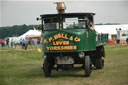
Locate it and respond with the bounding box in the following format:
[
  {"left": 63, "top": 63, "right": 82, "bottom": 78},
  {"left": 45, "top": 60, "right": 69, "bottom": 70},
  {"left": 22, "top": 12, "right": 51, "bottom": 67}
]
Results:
[{"left": 0, "top": 45, "right": 128, "bottom": 85}]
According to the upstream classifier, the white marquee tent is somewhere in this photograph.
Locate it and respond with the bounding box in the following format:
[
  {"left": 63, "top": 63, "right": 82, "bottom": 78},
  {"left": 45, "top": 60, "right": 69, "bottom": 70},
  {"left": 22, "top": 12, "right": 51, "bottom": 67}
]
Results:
[
  {"left": 95, "top": 24, "right": 128, "bottom": 39},
  {"left": 18, "top": 29, "right": 41, "bottom": 39},
  {"left": 7, "top": 29, "right": 41, "bottom": 44}
]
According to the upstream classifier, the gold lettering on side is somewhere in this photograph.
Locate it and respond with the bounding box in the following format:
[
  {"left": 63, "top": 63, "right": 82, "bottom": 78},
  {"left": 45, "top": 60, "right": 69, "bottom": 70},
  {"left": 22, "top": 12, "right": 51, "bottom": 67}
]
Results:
[
  {"left": 58, "top": 34, "right": 61, "bottom": 38},
  {"left": 43, "top": 39, "right": 48, "bottom": 44},
  {"left": 69, "top": 36, "right": 73, "bottom": 41},
  {"left": 60, "top": 46, "right": 64, "bottom": 50},
  {"left": 50, "top": 47, "right": 53, "bottom": 50},
  {"left": 52, "top": 41, "right": 69, "bottom": 46},
  {"left": 48, "top": 37, "right": 52, "bottom": 42},
  {"left": 63, "top": 41, "right": 69, "bottom": 45},
  {"left": 74, "top": 37, "right": 80, "bottom": 42},
  {"left": 46, "top": 47, "right": 50, "bottom": 50},
  {"left": 54, "top": 35, "right": 58, "bottom": 40},
  {"left": 57, "top": 46, "right": 60, "bottom": 50},
  {"left": 73, "top": 46, "right": 77, "bottom": 50},
  {"left": 64, "top": 34, "right": 68, "bottom": 39},
  {"left": 53, "top": 46, "right": 57, "bottom": 50},
  {"left": 60, "top": 34, "right": 64, "bottom": 38},
  {"left": 45, "top": 33, "right": 81, "bottom": 51},
  {"left": 53, "top": 34, "right": 68, "bottom": 40},
  {"left": 46, "top": 46, "right": 77, "bottom": 51},
  {"left": 59, "top": 41, "right": 63, "bottom": 45},
  {"left": 53, "top": 42, "right": 56, "bottom": 45}
]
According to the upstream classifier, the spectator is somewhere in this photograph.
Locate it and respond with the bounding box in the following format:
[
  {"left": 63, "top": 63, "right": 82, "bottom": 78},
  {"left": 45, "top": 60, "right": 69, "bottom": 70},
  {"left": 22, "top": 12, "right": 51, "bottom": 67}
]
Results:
[
  {"left": 11, "top": 39, "right": 13, "bottom": 48},
  {"left": 14, "top": 41, "right": 17, "bottom": 49},
  {"left": 20, "top": 39, "right": 22, "bottom": 45},
  {"left": 22, "top": 39, "right": 26, "bottom": 49},
  {"left": 6, "top": 38, "right": 9, "bottom": 46}
]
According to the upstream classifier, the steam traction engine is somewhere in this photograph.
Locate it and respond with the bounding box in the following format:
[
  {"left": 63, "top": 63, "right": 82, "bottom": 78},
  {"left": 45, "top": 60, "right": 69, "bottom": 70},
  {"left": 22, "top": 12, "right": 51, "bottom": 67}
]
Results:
[{"left": 37, "top": 2, "right": 108, "bottom": 77}]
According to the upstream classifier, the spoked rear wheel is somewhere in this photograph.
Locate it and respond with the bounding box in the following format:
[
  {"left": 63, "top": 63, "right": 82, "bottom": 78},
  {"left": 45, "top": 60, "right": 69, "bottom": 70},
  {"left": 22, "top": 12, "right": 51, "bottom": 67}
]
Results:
[{"left": 84, "top": 56, "right": 92, "bottom": 77}]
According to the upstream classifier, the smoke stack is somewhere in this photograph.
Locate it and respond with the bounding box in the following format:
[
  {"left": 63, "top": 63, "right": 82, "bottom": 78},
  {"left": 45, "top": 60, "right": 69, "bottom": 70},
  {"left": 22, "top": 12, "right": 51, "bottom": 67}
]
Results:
[{"left": 56, "top": 2, "right": 66, "bottom": 14}]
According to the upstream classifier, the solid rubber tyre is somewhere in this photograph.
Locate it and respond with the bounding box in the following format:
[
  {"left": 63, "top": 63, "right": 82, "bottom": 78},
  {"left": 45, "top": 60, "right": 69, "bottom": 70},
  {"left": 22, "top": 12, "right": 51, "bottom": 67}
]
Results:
[
  {"left": 43, "top": 59, "right": 51, "bottom": 77},
  {"left": 84, "top": 56, "right": 92, "bottom": 77}
]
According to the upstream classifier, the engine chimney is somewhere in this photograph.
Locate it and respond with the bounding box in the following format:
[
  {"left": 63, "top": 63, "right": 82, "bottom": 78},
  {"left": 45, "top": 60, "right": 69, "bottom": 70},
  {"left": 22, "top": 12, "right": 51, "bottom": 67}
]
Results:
[{"left": 56, "top": 2, "right": 66, "bottom": 14}]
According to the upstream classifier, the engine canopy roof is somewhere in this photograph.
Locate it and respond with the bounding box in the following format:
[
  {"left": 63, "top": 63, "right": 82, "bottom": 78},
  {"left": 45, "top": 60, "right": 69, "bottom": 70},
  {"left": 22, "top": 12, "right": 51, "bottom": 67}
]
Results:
[{"left": 40, "top": 13, "right": 95, "bottom": 18}]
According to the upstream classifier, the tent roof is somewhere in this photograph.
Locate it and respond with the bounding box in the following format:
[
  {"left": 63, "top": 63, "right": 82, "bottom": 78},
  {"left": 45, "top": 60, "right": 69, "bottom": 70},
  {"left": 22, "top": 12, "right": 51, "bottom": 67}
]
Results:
[
  {"left": 19, "top": 29, "right": 41, "bottom": 39},
  {"left": 95, "top": 24, "right": 128, "bottom": 35}
]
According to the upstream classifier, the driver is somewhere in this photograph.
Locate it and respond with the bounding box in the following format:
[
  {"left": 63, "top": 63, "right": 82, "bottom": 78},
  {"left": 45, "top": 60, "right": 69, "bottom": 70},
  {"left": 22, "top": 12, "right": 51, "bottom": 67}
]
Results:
[{"left": 88, "top": 19, "right": 94, "bottom": 31}]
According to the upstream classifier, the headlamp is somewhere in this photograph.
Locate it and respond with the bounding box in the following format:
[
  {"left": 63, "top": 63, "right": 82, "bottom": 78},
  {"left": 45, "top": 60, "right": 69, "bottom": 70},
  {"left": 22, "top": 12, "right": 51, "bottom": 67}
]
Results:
[{"left": 79, "top": 52, "right": 85, "bottom": 58}]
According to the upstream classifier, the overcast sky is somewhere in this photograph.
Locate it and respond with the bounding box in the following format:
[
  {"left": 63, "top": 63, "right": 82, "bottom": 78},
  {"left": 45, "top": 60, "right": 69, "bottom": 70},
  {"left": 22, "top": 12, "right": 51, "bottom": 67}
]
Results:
[{"left": 1, "top": 0, "right": 128, "bottom": 27}]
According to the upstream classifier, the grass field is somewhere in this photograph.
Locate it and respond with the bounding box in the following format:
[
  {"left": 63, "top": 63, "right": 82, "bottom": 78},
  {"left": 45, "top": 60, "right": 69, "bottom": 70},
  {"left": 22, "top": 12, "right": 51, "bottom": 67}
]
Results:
[{"left": 0, "top": 45, "right": 128, "bottom": 85}]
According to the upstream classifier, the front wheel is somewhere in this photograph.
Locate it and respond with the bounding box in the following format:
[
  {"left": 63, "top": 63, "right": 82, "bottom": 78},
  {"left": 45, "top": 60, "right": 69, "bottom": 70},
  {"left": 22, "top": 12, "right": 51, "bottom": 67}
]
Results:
[
  {"left": 43, "top": 59, "right": 52, "bottom": 77},
  {"left": 84, "top": 56, "right": 92, "bottom": 77}
]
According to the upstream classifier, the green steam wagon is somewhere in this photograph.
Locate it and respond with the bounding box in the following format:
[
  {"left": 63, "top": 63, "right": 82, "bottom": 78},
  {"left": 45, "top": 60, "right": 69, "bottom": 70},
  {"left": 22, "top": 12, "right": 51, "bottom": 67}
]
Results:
[{"left": 37, "top": 2, "right": 108, "bottom": 77}]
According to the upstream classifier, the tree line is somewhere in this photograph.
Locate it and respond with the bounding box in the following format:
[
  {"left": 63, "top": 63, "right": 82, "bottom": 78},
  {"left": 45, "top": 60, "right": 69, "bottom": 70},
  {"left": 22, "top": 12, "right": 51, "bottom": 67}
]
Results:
[{"left": 0, "top": 24, "right": 37, "bottom": 39}]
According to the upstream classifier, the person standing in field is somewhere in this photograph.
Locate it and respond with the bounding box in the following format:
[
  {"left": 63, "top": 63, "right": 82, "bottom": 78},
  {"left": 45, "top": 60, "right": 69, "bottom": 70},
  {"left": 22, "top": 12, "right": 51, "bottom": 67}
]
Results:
[
  {"left": 22, "top": 39, "right": 26, "bottom": 49},
  {"left": 20, "top": 39, "right": 22, "bottom": 45},
  {"left": 14, "top": 41, "right": 17, "bottom": 49},
  {"left": 6, "top": 38, "right": 9, "bottom": 47},
  {"left": 11, "top": 39, "right": 14, "bottom": 48}
]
